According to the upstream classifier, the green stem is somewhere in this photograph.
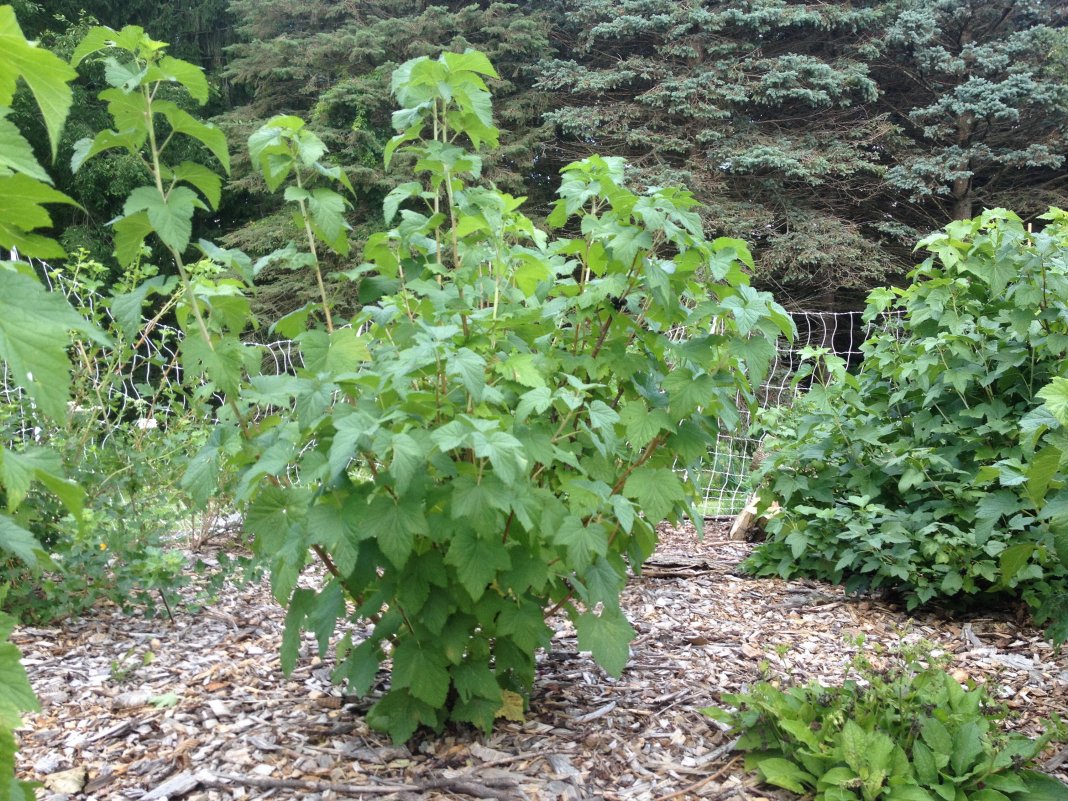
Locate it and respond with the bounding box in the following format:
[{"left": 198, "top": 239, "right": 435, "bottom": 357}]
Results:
[{"left": 294, "top": 168, "right": 334, "bottom": 333}]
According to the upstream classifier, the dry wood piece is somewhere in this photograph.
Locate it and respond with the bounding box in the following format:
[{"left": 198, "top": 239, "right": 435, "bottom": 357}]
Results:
[
  {"left": 14, "top": 520, "right": 1068, "bottom": 801},
  {"left": 728, "top": 493, "right": 780, "bottom": 541}
]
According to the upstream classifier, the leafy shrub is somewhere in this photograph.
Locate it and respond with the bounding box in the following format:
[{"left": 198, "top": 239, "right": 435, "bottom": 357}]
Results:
[
  {"left": 705, "top": 640, "right": 1068, "bottom": 801},
  {"left": 73, "top": 32, "right": 792, "bottom": 741},
  {"left": 1, "top": 254, "right": 223, "bottom": 623},
  {"left": 747, "top": 210, "right": 1068, "bottom": 642}
]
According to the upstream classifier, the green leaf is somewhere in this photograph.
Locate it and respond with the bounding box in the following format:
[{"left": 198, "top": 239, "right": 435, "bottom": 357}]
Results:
[
  {"left": 587, "top": 400, "right": 619, "bottom": 431},
  {"left": 949, "top": 721, "right": 984, "bottom": 774},
  {"left": 623, "top": 467, "right": 686, "bottom": 522},
  {"left": 167, "top": 161, "right": 223, "bottom": 209},
  {"left": 471, "top": 430, "right": 528, "bottom": 484},
  {"left": 361, "top": 494, "right": 427, "bottom": 568},
  {"left": 444, "top": 528, "right": 511, "bottom": 601},
  {"left": 392, "top": 639, "right": 450, "bottom": 707},
  {"left": 516, "top": 387, "right": 552, "bottom": 422},
  {"left": 389, "top": 432, "right": 425, "bottom": 495},
  {"left": 281, "top": 588, "right": 315, "bottom": 675},
  {"left": 155, "top": 102, "right": 230, "bottom": 173},
  {"left": 447, "top": 348, "right": 487, "bottom": 400},
  {"left": 0, "top": 110, "right": 49, "bottom": 181},
  {"left": 619, "top": 401, "right": 671, "bottom": 449},
  {"left": 496, "top": 600, "right": 551, "bottom": 652},
  {"left": 1016, "top": 771, "right": 1068, "bottom": 801},
  {"left": 148, "top": 55, "right": 209, "bottom": 104},
  {"left": 383, "top": 181, "right": 422, "bottom": 224},
  {"left": 0, "top": 6, "right": 76, "bottom": 158},
  {"left": 754, "top": 757, "right": 816, "bottom": 794},
  {"left": 0, "top": 269, "right": 109, "bottom": 419},
  {"left": 333, "top": 638, "right": 383, "bottom": 698},
  {"left": 0, "top": 639, "right": 38, "bottom": 729},
  {"left": 450, "top": 659, "right": 501, "bottom": 704},
  {"left": 553, "top": 515, "right": 608, "bottom": 571},
  {"left": 366, "top": 687, "right": 440, "bottom": 744},
  {"left": 574, "top": 607, "right": 635, "bottom": 677},
  {"left": 920, "top": 718, "right": 953, "bottom": 756},
  {"left": 112, "top": 211, "right": 154, "bottom": 266},
  {"left": 999, "top": 542, "right": 1035, "bottom": 584},
  {"left": 124, "top": 185, "right": 204, "bottom": 254},
  {"left": 1037, "top": 378, "right": 1068, "bottom": 427},
  {"left": 841, "top": 719, "right": 868, "bottom": 772},
  {"left": 0, "top": 514, "right": 43, "bottom": 567}
]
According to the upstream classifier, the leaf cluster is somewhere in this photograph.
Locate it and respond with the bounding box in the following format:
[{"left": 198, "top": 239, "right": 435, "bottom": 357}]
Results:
[
  {"left": 74, "top": 41, "right": 793, "bottom": 743},
  {"left": 748, "top": 209, "right": 1068, "bottom": 642},
  {"left": 705, "top": 641, "right": 1068, "bottom": 801}
]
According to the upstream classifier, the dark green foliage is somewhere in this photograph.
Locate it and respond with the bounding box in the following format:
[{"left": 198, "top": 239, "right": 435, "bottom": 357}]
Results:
[
  {"left": 747, "top": 209, "right": 1068, "bottom": 642},
  {"left": 705, "top": 640, "right": 1068, "bottom": 801},
  {"left": 878, "top": 0, "right": 1068, "bottom": 225},
  {"left": 536, "top": 0, "right": 897, "bottom": 296}
]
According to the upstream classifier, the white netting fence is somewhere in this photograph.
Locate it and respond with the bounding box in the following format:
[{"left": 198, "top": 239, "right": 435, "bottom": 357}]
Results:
[{"left": 0, "top": 260, "right": 896, "bottom": 517}]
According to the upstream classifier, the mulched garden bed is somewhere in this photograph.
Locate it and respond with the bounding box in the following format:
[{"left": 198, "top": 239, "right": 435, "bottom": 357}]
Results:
[{"left": 16, "top": 522, "right": 1068, "bottom": 800}]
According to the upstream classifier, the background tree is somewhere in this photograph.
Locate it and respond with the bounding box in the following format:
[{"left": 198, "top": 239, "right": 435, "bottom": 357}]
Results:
[
  {"left": 876, "top": 0, "right": 1068, "bottom": 227},
  {"left": 535, "top": 0, "right": 899, "bottom": 306}
]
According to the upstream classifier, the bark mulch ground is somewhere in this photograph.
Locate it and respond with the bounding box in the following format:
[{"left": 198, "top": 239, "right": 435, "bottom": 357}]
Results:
[{"left": 15, "top": 521, "right": 1068, "bottom": 801}]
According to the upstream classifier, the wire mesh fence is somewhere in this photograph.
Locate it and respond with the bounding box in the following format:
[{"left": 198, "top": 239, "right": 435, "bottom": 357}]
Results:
[{"left": 0, "top": 261, "right": 893, "bottom": 518}]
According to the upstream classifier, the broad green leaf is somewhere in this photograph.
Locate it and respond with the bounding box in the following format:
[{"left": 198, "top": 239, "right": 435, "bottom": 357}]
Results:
[
  {"left": 333, "top": 637, "right": 382, "bottom": 698},
  {"left": 515, "top": 387, "right": 552, "bottom": 422},
  {"left": 553, "top": 515, "right": 608, "bottom": 571},
  {"left": 392, "top": 639, "right": 450, "bottom": 707},
  {"left": 1016, "top": 771, "right": 1068, "bottom": 801},
  {"left": 574, "top": 607, "right": 634, "bottom": 677},
  {"left": 167, "top": 161, "right": 223, "bottom": 209},
  {"left": 0, "top": 173, "right": 69, "bottom": 228},
  {"left": 753, "top": 757, "right": 816, "bottom": 795},
  {"left": 0, "top": 514, "right": 43, "bottom": 567},
  {"left": 0, "top": 6, "right": 76, "bottom": 158},
  {"left": 0, "top": 269, "right": 109, "bottom": 419},
  {"left": 361, "top": 494, "right": 426, "bottom": 568},
  {"left": 0, "top": 111, "right": 48, "bottom": 181},
  {"left": 155, "top": 102, "right": 230, "bottom": 174},
  {"left": 587, "top": 400, "right": 619, "bottom": 431},
  {"left": 0, "top": 639, "right": 38, "bottom": 728},
  {"left": 124, "top": 185, "right": 204, "bottom": 254},
  {"left": 366, "top": 687, "right": 439, "bottom": 745},
  {"left": 389, "top": 432, "right": 425, "bottom": 495},
  {"left": 447, "top": 348, "right": 487, "bottom": 400},
  {"left": 949, "top": 721, "right": 984, "bottom": 774},
  {"left": 112, "top": 211, "right": 154, "bottom": 266},
  {"left": 623, "top": 467, "right": 686, "bottom": 522},
  {"left": 496, "top": 600, "right": 551, "bottom": 652},
  {"left": 444, "top": 528, "right": 511, "bottom": 601},
  {"left": 471, "top": 430, "right": 528, "bottom": 484},
  {"left": 619, "top": 401, "right": 671, "bottom": 449},
  {"left": 999, "top": 542, "right": 1035, "bottom": 584},
  {"left": 147, "top": 55, "right": 209, "bottom": 103},
  {"left": 450, "top": 659, "right": 501, "bottom": 704},
  {"left": 1037, "top": 378, "right": 1068, "bottom": 427}
]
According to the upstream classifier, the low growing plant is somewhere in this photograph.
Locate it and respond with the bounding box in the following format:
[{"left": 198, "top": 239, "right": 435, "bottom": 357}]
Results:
[
  {"left": 72, "top": 32, "right": 793, "bottom": 741},
  {"left": 705, "top": 640, "right": 1068, "bottom": 801},
  {"left": 747, "top": 210, "right": 1068, "bottom": 642}
]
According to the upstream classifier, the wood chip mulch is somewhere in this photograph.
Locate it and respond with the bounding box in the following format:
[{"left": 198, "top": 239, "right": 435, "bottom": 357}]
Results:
[{"left": 15, "top": 522, "right": 1068, "bottom": 801}]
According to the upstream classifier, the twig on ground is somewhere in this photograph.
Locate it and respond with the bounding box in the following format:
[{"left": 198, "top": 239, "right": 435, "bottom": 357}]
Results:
[{"left": 207, "top": 770, "right": 521, "bottom": 799}]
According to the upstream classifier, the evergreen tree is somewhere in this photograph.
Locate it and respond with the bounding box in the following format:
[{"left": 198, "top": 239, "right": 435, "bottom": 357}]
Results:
[
  {"left": 536, "top": 0, "right": 898, "bottom": 302},
  {"left": 876, "top": 0, "right": 1068, "bottom": 226}
]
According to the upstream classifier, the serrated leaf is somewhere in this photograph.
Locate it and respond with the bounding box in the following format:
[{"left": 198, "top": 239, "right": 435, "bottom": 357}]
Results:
[
  {"left": 574, "top": 607, "right": 634, "bottom": 677},
  {"left": 0, "top": 111, "right": 49, "bottom": 181},
  {"left": 167, "top": 161, "right": 222, "bottom": 209},
  {"left": 361, "top": 494, "right": 426, "bottom": 568},
  {"left": 619, "top": 401, "right": 670, "bottom": 449},
  {"left": 553, "top": 515, "right": 608, "bottom": 571},
  {"left": 366, "top": 687, "right": 438, "bottom": 744},
  {"left": 112, "top": 211, "right": 154, "bottom": 266},
  {"left": 124, "top": 185, "right": 203, "bottom": 254},
  {"left": 450, "top": 659, "right": 501, "bottom": 704},
  {"left": 496, "top": 599, "right": 551, "bottom": 652},
  {"left": 623, "top": 467, "right": 686, "bottom": 522},
  {"left": 0, "top": 639, "right": 39, "bottom": 728},
  {"left": 496, "top": 689, "right": 525, "bottom": 722},
  {"left": 447, "top": 348, "right": 487, "bottom": 401},
  {"left": 333, "top": 637, "right": 383, "bottom": 698},
  {"left": 587, "top": 400, "right": 619, "bottom": 431},
  {"left": 392, "top": 639, "right": 450, "bottom": 707},
  {"left": 389, "top": 432, "right": 425, "bottom": 495},
  {"left": 1038, "top": 379, "right": 1068, "bottom": 427},
  {"left": 0, "top": 7, "right": 76, "bottom": 158},
  {"left": 0, "top": 270, "right": 108, "bottom": 419},
  {"left": 516, "top": 387, "right": 552, "bottom": 422},
  {"left": 149, "top": 55, "right": 208, "bottom": 103},
  {"left": 471, "top": 430, "right": 528, "bottom": 484},
  {"left": 445, "top": 528, "right": 511, "bottom": 601},
  {"left": 0, "top": 514, "right": 43, "bottom": 567},
  {"left": 383, "top": 181, "right": 422, "bottom": 224}
]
